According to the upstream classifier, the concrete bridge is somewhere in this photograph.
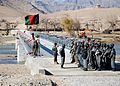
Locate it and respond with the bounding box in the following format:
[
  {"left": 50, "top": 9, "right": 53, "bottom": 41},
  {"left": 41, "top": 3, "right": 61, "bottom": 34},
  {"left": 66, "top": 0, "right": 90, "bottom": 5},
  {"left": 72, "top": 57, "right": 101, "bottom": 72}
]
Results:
[
  {"left": 16, "top": 30, "right": 71, "bottom": 63},
  {"left": 16, "top": 30, "right": 72, "bottom": 75},
  {"left": 15, "top": 30, "right": 120, "bottom": 76}
]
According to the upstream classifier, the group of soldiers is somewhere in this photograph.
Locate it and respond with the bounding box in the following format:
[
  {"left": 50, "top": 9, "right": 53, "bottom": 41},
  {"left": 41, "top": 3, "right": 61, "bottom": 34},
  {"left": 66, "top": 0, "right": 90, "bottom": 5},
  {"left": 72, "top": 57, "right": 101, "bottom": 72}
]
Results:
[{"left": 70, "top": 39, "right": 116, "bottom": 71}]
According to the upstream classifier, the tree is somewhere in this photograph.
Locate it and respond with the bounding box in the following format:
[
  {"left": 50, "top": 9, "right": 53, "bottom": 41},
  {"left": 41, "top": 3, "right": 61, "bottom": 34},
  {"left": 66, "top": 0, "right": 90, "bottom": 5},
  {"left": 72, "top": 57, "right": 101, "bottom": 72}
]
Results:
[
  {"left": 61, "top": 17, "right": 75, "bottom": 37},
  {"left": 48, "top": 20, "right": 56, "bottom": 31},
  {"left": 41, "top": 18, "right": 49, "bottom": 31},
  {"left": 6, "top": 22, "right": 10, "bottom": 35},
  {"left": 73, "top": 19, "right": 81, "bottom": 37},
  {"left": 105, "top": 16, "right": 118, "bottom": 33}
]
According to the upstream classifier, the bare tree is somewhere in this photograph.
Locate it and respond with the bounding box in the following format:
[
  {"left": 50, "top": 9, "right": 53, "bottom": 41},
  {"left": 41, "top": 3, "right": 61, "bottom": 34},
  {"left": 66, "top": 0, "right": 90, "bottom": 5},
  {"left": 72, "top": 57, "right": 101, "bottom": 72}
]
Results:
[
  {"left": 41, "top": 18, "right": 49, "bottom": 31},
  {"left": 61, "top": 17, "right": 75, "bottom": 37},
  {"left": 6, "top": 22, "right": 10, "bottom": 35},
  {"left": 73, "top": 19, "right": 81, "bottom": 37},
  {"left": 107, "top": 16, "right": 118, "bottom": 32}
]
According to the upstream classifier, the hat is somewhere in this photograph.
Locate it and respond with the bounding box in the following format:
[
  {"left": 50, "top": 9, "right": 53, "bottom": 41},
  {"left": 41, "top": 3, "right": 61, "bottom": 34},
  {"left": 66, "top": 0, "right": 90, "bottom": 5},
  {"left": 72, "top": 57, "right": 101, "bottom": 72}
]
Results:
[{"left": 109, "top": 44, "right": 114, "bottom": 48}]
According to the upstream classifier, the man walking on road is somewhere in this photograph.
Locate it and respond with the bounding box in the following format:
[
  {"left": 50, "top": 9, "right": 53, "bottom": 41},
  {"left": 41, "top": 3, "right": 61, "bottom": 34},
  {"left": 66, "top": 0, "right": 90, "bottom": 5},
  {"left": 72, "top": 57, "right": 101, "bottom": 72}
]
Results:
[{"left": 59, "top": 44, "right": 65, "bottom": 68}]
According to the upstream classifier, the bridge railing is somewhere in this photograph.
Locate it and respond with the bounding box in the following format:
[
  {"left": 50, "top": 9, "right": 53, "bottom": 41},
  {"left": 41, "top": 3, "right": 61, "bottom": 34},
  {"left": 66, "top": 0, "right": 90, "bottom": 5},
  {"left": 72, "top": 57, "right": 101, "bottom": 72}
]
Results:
[
  {"left": 40, "top": 33, "right": 75, "bottom": 49},
  {"left": 19, "top": 31, "right": 33, "bottom": 47},
  {"left": 17, "top": 31, "right": 33, "bottom": 55}
]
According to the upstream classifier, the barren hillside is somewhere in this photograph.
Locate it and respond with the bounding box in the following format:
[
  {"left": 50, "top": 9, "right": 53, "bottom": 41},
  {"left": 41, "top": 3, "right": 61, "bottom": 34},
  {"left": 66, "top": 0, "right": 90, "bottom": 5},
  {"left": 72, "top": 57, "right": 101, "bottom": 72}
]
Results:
[
  {"left": 0, "top": 0, "right": 45, "bottom": 17},
  {"left": 0, "top": 6, "right": 25, "bottom": 17},
  {"left": 0, "top": 0, "right": 46, "bottom": 24},
  {"left": 47, "top": 8, "right": 120, "bottom": 20},
  {"left": 31, "top": 0, "right": 120, "bottom": 13},
  {"left": 42, "top": 8, "right": 120, "bottom": 32}
]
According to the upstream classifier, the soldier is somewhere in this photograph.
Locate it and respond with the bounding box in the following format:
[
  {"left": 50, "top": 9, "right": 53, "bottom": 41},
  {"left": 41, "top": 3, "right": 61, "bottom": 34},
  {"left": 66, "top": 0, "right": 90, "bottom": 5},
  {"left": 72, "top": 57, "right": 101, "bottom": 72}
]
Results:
[
  {"left": 74, "top": 42, "right": 79, "bottom": 64},
  {"left": 81, "top": 44, "right": 88, "bottom": 71},
  {"left": 87, "top": 43, "right": 93, "bottom": 69},
  {"left": 109, "top": 44, "right": 116, "bottom": 71},
  {"left": 95, "top": 44, "right": 102, "bottom": 71},
  {"left": 70, "top": 41, "right": 75, "bottom": 63},
  {"left": 103, "top": 45, "right": 112, "bottom": 70},
  {"left": 52, "top": 43, "right": 59, "bottom": 64},
  {"left": 36, "top": 35, "right": 40, "bottom": 56},
  {"left": 70, "top": 42, "right": 78, "bottom": 63},
  {"left": 91, "top": 44, "right": 98, "bottom": 70},
  {"left": 76, "top": 42, "right": 83, "bottom": 67},
  {"left": 100, "top": 43, "right": 108, "bottom": 69},
  {"left": 32, "top": 39, "right": 39, "bottom": 58}
]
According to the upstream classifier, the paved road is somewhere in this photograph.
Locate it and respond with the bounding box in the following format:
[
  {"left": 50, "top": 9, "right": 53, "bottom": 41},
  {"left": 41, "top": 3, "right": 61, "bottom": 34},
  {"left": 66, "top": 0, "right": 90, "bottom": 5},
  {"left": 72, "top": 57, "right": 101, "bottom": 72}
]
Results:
[{"left": 26, "top": 56, "right": 120, "bottom": 86}]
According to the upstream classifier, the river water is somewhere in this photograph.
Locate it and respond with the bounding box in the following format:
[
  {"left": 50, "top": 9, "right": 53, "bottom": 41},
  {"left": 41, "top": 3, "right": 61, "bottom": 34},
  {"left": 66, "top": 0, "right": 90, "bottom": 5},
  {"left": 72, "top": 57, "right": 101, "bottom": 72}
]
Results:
[
  {"left": 0, "top": 44, "right": 17, "bottom": 64},
  {"left": 0, "top": 44, "right": 119, "bottom": 64},
  {"left": 114, "top": 44, "right": 120, "bottom": 55},
  {"left": 0, "top": 44, "right": 17, "bottom": 54}
]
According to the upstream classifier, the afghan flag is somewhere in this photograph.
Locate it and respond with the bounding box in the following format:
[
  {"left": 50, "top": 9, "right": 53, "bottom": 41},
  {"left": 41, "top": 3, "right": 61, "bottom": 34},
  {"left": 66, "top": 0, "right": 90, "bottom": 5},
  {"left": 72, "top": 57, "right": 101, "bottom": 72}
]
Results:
[{"left": 25, "top": 14, "right": 39, "bottom": 25}]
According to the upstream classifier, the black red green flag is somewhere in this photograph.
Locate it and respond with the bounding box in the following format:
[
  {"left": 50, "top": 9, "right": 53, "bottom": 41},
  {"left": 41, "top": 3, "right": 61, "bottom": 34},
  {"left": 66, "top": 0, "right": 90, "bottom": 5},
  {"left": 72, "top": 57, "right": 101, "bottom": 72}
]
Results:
[{"left": 25, "top": 14, "right": 39, "bottom": 25}]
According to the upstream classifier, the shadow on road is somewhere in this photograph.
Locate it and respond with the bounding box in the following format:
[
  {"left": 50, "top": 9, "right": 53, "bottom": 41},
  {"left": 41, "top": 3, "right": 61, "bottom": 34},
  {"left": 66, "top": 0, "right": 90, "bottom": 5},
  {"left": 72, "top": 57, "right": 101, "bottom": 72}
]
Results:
[{"left": 116, "top": 63, "right": 120, "bottom": 71}]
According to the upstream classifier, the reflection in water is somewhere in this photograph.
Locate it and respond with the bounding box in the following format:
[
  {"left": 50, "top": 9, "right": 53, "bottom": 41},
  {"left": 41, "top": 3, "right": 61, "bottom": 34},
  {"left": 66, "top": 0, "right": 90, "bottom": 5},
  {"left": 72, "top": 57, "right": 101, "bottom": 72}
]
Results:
[
  {"left": 0, "top": 59, "right": 17, "bottom": 64},
  {"left": 0, "top": 44, "right": 119, "bottom": 64},
  {"left": 0, "top": 44, "right": 17, "bottom": 64},
  {"left": 114, "top": 44, "right": 120, "bottom": 55},
  {"left": 0, "top": 44, "right": 17, "bottom": 54}
]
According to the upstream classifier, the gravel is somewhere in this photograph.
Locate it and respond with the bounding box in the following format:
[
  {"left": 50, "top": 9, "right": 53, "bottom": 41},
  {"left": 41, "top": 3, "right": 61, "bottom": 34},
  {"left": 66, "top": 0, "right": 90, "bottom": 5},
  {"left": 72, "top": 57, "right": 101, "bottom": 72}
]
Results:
[
  {"left": 58, "top": 75, "right": 120, "bottom": 86},
  {"left": 0, "top": 75, "right": 54, "bottom": 86}
]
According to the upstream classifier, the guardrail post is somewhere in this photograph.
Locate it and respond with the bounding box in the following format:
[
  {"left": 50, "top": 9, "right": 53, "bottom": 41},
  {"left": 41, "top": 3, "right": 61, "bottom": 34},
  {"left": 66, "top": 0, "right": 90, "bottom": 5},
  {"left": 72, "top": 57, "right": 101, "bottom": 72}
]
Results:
[{"left": 17, "top": 39, "right": 27, "bottom": 63}]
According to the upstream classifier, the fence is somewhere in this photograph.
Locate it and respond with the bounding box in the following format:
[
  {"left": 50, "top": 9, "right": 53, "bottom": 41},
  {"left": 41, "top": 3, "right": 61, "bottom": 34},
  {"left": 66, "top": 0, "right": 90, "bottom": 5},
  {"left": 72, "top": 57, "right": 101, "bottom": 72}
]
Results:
[{"left": 40, "top": 33, "right": 76, "bottom": 49}]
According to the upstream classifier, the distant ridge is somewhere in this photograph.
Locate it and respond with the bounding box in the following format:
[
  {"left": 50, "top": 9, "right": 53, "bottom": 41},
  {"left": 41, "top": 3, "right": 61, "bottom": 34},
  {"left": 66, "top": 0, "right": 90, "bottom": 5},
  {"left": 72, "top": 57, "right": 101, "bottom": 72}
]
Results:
[
  {"left": 0, "top": 0, "right": 46, "bottom": 16},
  {"left": 32, "top": 0, "right": 120, "bottom": 13}
]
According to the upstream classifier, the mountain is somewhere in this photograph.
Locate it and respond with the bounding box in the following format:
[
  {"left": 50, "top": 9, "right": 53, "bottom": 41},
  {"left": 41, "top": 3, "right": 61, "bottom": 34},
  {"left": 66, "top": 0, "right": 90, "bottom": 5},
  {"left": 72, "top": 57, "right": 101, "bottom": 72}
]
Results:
[
  {"left": 32, "top": 0, "right": 120, "bottom": 13},
  {"left": 0, "top": 0, "right": 119, "bottom": 15},
  {"left": 0, "top": 0, "right": 46, "bottom": 16}
]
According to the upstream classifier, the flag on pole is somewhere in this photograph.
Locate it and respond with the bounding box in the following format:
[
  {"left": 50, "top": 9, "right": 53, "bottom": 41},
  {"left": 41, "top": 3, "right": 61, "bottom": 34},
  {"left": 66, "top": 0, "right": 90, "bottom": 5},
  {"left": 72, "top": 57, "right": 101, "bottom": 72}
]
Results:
[{"left": 25, "top": 14, "right": 39, "bottom": 25}]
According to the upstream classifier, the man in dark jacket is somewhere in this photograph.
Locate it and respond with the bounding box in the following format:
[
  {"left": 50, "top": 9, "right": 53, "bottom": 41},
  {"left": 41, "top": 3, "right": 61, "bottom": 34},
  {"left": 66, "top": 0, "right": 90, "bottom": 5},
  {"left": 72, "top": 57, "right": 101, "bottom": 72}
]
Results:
[{"left": 59, "top": 44, "right": 65, "bottom": 68}]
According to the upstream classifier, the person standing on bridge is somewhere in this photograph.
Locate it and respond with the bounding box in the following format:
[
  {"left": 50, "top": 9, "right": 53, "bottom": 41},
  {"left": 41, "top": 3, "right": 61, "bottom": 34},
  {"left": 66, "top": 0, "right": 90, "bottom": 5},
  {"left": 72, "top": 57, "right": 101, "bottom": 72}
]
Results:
[
  {"left": 32, "top": 39, "right": 39, "bottom": 58},
  {"left": 52, "top": 43, "right": 59, "bottom": 64},
  {"left": 36, "top": 35, "right": 40, "bottom": 56},
  {"left": 59, "top": 44, "right": 65, "bottom": 68}
]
